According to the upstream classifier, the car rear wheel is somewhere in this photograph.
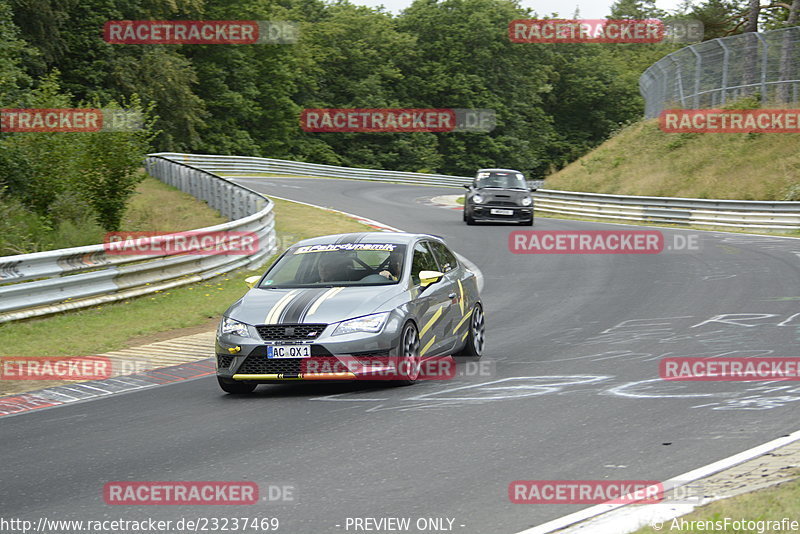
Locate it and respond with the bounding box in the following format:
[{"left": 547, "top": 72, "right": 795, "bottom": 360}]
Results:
[
  {"left": 394, "top": 321, "right": 421, "bottom": 385},
  {"left": 218, "top": 377, "right": 257, "bottom": 394},
  {"left": 455, "top": 304, "right": 485, "bottom": 358}
]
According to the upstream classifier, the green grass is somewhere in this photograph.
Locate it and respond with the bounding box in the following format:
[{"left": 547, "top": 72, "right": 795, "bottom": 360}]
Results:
[
  {"left": 633, "top": 477, "right": 800, "bottom": 534},
  {"left": 0, "top": 198, "right": 372, "bottom": 357},
  {"left": 121, "top": 175, "right": 228, "bottom": 232},
  {"left": 545, "top": 119, "right": 800, "bottom": 201}
]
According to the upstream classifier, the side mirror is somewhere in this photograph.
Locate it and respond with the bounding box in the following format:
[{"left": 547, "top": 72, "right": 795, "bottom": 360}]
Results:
[
  {"left": 463, "top": 184, "right": 471, "bottom": 190},
  {"left": 244, "top": 275, "right": 261, "bottom": 289},
  {"left": 529, "top": 187, "right": 536, "bottom": 192},
  {"left": 419, "top": 270, "right": 444, "bottom": 288}
]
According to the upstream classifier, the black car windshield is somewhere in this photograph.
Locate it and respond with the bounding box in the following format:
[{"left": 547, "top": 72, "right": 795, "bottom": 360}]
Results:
[
  {"left": 475, "top": 171, "right": 527, "bottom": 189},
  {"left": 258, "top": 243, "right": 407, "bottom": 288}
]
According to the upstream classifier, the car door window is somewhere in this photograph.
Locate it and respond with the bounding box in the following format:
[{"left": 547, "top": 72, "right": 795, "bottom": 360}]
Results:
[
  {"left": 411, "top": 241, "right": 439, "bottom": 286},
  {"left": 430, "top": 241, "right": 458, "bottom": 273}
]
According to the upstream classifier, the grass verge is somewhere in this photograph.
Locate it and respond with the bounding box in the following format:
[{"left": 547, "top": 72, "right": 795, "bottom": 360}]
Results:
[
  {"left": 633, "top": 477, "right": 800, "bottom": 533},
  {"left": 121, "top": 174, "right": 228, "bottom": 232},
  {"left": 545, "top": 119, "right": 800, "bottom": 201},
  {"left": 0, "top": 198, "right": 372, "bottom": 357}
]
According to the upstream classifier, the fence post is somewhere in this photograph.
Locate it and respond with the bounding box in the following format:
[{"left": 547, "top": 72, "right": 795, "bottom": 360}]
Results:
[
  {"left": 719, "top": 39, "right": 730, "bottom": 105},
  {"left": 690, "top": 45, "right": 702, "bottom": 109},
  {"left": 756, "top": 32, "right": 769, "bottom": 102}
]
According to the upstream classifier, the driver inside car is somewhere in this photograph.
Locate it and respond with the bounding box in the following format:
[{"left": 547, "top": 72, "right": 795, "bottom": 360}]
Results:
[{"left": 379, "top": 251, "right": 403, "bottom": 281}]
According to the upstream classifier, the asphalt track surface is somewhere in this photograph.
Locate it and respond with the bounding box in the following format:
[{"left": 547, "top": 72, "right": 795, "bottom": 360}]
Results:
[{"left": 4, "top": 176, "right": 800, "bottom": 534}]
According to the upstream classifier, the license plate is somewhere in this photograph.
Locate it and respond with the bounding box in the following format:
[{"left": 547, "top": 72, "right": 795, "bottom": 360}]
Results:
[
  {"left": 267, "top": 345, "right": 311, "bottom": 358},
  {"left": 490, "top": 208, "right": 514, "bottom": 216}
]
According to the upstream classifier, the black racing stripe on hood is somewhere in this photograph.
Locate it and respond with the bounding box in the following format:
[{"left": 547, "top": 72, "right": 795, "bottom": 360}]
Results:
[{"left": 278, "top": 288, "right": 328, "bottom": 324}]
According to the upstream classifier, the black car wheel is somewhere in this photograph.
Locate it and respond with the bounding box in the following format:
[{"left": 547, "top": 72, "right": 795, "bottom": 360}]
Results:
[
  {"left": 218, "top": 377, "right": 257, "bottom": 394},
  {"left": 455, "top": 304, "right": 485, "bottom": 358},
  {"left": 395, "top": 321, "right": 421, "bottom": 385}
]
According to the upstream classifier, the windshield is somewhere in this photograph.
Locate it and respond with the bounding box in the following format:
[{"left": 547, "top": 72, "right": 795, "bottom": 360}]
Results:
[
  {"left": 259, "top": 243, "right": 406, "bottom": 288},
  {"left": 475, "top": 171, "right": 527, "bottom": 189}
]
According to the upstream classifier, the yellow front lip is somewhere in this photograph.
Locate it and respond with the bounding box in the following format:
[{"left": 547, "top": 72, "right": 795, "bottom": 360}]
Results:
[{"left": 232, "top": 372, "right": 358, "bottom": 381}]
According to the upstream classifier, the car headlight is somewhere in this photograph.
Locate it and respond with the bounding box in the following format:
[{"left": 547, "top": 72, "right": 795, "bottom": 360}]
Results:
[
  {"left": 220, "top": 317, "right": 250, "bottom": 337},
  {"left": 333, "top": 312, "right": 390, "bottom": 336},
  {"left": 520, "top": 196, "right": 532, "bottom": 206},
  {"left": 472, "top": 194, "right": 484, "bottom": 204}
]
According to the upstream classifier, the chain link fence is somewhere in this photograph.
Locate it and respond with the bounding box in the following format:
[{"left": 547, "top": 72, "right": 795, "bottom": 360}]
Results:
[{"left": 640, "top": 26, "right": 800, "bottom": 118}]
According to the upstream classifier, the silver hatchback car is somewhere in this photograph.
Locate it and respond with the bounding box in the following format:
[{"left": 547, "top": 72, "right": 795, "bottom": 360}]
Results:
[{"left": 215, "top": 232, "right": 484, "bottom": 393}]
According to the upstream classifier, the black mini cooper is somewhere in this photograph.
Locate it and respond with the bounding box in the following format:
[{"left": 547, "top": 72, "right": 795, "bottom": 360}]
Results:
[{"left": 463, "top": 168, "right": 535, "bottom": 225}]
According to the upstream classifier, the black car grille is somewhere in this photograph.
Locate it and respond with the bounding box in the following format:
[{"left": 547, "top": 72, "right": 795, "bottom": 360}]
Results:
[
  {"left": 351, "top": 350, "right": 392, "bottom": 358},
  {"left": 485, "top": 200, "right": 518, "bottom": 207},
  {"left": 256, "top": 324, "right": 327, "bottom": 341},
  {"left": 237, "top": 350, "right": 336, "bottom": 375},
  {"left": 238, "top": 357, "right": 304, "bottom": 375},
  {"left": 217, "top": 354, "right": 234, "bottom": 368}
]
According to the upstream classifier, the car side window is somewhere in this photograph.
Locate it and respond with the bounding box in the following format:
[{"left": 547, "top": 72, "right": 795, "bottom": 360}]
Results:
[
  {"left": 411, "top": 241, "right": 439, "bottom": 286},
  {"left": 430, "top": 241, "right": 458, "bottom": 273}
]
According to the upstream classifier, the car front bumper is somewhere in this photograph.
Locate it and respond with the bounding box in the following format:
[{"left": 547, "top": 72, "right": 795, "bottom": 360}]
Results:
[
  {"left": 215, "top": 318, "right": 404, "bottom": 383},
  {"left": 468, "top": 205, "right": 533, "bottom": 222}
]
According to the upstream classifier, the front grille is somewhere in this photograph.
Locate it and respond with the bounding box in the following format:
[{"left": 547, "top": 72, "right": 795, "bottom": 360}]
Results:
[
  {"left": 237, "top": 352, "right": 337, "bottom": 375},
  {"left": 351, "top": 350, "right": 392, "bottom": 358},
  {"left": 238, "top": 357, "right": 303, "bottom": 375},
  {"left": 256, "top": 324, "right": 327, "bottom": 341},
  {"left": 217, "top": 355, "right": 234, "bottom": 368},
  {"left": 485, "top": 201, "right": 517, "bottom": 207}
]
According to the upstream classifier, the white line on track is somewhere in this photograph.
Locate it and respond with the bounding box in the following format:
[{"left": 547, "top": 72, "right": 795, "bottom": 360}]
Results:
[{"left": 516, "top": 427, "right": 800, "bottom": 534}]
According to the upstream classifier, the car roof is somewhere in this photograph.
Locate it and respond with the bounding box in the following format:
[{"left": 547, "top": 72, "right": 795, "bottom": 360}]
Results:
[
  {"left": 292, "top": 232, "right": 444, "bottom": 248},
  {"left": 476, "top": 168, "right": 524, "bottom": 174}
]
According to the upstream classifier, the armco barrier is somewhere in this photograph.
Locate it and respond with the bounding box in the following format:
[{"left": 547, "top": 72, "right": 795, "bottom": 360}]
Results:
[
  {"left": 0, "top": 155, "right": 276, "bottom": 323},
  {"left": 153, "top": 153, "right": 800, "bottom": 230},
  {"left": 149, "top": 152, "right": 477, "bottom": 187},
  {"left": 532, "top": 190, "right": 800, "bottom": 229}
]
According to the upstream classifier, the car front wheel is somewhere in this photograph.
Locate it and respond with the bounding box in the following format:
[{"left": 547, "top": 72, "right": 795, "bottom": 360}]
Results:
[{"left": 394, "top": 321, "right": 421, "bottom": 385}]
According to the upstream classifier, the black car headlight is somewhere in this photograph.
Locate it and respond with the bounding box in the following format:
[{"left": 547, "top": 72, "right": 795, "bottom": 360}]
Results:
[
  {"left": 472, "top": 194, "right": 484, "bottom": 204},
  {"left": 520, "top": 197, "right": 532, "bottom": 206}
]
